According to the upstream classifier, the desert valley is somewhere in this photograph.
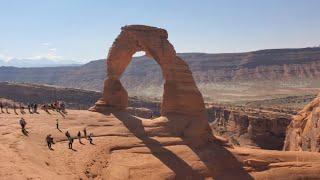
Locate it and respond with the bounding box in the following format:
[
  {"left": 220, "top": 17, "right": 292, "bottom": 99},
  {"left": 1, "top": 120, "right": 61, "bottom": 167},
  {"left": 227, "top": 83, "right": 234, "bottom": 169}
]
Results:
[{"left": 0, "top": 25, "right": 320, "bottom": 180}]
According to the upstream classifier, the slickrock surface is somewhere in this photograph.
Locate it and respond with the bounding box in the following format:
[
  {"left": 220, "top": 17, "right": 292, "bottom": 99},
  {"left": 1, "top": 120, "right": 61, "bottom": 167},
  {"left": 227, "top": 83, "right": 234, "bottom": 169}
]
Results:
[
  {"left": 0, "top": 110, "right": 320, "bottom": 179},
  {"left": 284, "top": 96, "right": 320, "bottom": 152},
  {"left": 91, "top": 25, "right": 211, "bottom": 142}
]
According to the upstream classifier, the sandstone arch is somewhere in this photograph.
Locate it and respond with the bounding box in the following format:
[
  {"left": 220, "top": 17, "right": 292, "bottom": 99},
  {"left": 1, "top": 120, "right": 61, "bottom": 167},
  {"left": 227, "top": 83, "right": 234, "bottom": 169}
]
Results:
[{"left": 90, "top": 25, "right": 211, "bottom": 140}]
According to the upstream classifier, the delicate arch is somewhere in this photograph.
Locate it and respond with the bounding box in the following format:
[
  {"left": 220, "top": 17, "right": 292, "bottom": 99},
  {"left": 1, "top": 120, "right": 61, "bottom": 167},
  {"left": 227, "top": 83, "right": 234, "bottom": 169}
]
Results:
[{"left": 90, "top": 25, "right": 211, "bottom": 140}]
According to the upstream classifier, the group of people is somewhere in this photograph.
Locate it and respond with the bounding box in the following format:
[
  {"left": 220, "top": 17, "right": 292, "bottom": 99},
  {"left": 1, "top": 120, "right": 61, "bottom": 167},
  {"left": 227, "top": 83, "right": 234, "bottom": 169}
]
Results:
[
  {"left": 41, "top": 101, "right": 66, "bottom": 114},
  {"left": 27, "top": 103, "right": 38, "bottom": 113},
  {"left": 17, "top": 116, "right": 94, "bottom": 150},
  {"left": 0, "top": 100, "right": 68, "bottom": 115},
  {"left": 5, "top": 101, "right": 95, "bottom": 151},
  {"left": 62, "top": 128, "right": 94, "bottom": 150},
  {"left": 13, "top": 103, "right": 38, "bottom": 114},
  {"left": 0, "top": 101, "right": 48, "bottom": 115},
  {"left": 52, "top": 101, "right": 66, "bottom": 113},
  {"left": 46, "top": 127, "right": 94, "bottom": 150}
]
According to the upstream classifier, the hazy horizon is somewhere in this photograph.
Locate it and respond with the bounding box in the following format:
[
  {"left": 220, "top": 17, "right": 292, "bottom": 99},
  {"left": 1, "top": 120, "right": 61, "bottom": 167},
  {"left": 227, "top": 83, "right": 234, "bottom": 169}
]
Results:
[{"left": 0, "top": 0, "right": 319, "bottom": 65}]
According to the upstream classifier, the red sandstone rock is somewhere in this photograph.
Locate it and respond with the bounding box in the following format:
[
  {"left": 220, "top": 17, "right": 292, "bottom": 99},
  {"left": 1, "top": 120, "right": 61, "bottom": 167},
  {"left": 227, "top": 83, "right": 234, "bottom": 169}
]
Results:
[
  {"left": 284, "top": 96, "right": 320, "bottom": 152},
  {"left": 208, "top": 105, "right": 292, "bottom": 150},
  {"left": 90, "top": 25, "right": 211, "bottom": 142}
]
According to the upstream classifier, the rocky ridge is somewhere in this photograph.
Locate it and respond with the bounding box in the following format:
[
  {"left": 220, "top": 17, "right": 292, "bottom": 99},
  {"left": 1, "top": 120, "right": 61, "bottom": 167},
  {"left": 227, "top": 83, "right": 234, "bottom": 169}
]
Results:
[
  {"left": 208, "top": 105, "right": 293, "bottom": 150},
  {"left": 1, "top": 47, "right": 320, "bottom": 101}
]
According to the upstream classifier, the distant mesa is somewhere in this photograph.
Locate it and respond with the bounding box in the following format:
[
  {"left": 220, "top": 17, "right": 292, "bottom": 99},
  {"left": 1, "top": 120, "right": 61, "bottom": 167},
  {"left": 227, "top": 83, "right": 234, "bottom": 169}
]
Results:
[{"left": 90, "top": 25, "right": 212, "bottom": 142}]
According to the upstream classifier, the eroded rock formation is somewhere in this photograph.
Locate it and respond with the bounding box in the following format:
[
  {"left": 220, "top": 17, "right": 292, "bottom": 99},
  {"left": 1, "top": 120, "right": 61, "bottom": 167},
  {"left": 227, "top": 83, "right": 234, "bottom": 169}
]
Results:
[
  {"left": 284, "top": 96, "right": 320, "bottom": 152},
  {"left": 90, "top": 25, "right": 211, "bottom": 141},
  {"left": 208, "top": 105, "right": 292, "bottom": 150}
]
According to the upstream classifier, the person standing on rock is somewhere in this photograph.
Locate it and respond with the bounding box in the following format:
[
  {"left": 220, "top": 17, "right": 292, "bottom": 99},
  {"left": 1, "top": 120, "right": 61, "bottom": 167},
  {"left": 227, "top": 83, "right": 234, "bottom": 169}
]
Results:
[
  {"left": 0, "top": 101, "right": 3, "bottom": 113},
  {"left": 77, "top": 131, "right": 82, "bottom": 144},
  {"left": 56, "top": 119, "right": 59, "bottom": 130},
  {"left": 68, "top": 137, "right": 74, "bottom": 149},
  {"left": 60, "top": 102, "right": 66, "bottom": 113},
  {"left": 19, "top": 103, "right": 25, "bottom": 114},
  {"left": 19, "top": 117, "right": 28, "bottom": 135},
  {"left": 46, "top": 134, "right": 54, "bottom": 150},
  {"left": 65, "top": 131, "right": 71, "bottom": 139},
  {"left": 88, "top": 133, "right": 93, "bottom": 144},
  {"left": 65, "top": 131, "right": 73, "bottom": 149},
  {"left": 34, "top": 103, "right": 38, "bottom": 113},
  {"left": 13, "top": 103, "right": 17, "bottom": 114},
  {"left": 28, "top": 103, "right": 31, "bottom": 113},
  {"left": 83, "top": 128, "right": 87, "bottom": 138},
  {"left": 5, "top": 103, "right": 9, "bottom": 113}
]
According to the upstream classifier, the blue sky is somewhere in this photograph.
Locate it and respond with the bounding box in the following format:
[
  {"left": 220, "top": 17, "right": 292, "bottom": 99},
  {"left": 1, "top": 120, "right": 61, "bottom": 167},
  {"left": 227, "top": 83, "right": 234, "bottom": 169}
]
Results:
[{"left": 0, "top": 0, "right": 319, "bottom": 63}]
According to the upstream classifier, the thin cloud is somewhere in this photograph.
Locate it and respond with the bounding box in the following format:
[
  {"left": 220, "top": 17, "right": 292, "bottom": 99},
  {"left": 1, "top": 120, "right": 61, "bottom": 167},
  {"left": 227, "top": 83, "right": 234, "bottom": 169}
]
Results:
[
  {"left": 0, "top": 53, "right": 13, "bottom": 62},
  {"left": 29, "top": 49, "right": 62, "bottom": 61},
  {"left": 42, "top": 42, "right": 51, "bottom": 46}
]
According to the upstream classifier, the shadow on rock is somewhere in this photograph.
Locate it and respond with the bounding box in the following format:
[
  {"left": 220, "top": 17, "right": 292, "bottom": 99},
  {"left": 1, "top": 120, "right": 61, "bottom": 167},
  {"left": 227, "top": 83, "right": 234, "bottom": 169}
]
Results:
[{"left": 111, "top": 110, "right": 254, "bottom": 180}]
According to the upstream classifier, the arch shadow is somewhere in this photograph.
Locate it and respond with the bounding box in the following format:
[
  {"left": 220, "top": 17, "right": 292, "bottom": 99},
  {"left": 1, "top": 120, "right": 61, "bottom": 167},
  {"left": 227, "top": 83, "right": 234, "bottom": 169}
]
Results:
[{"left": 111, "top": 111, "right": 254, "bottom": 180}]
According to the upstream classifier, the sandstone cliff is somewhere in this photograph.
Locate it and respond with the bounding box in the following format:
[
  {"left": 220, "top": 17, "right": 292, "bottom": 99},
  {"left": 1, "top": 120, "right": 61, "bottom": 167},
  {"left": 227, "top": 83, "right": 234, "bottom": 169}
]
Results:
[
  {"left": 284, "top": 95, "right": 320, "bottom": 152},
  {"left": 208, "top": 105, "right": 293, "bottom": 150}
]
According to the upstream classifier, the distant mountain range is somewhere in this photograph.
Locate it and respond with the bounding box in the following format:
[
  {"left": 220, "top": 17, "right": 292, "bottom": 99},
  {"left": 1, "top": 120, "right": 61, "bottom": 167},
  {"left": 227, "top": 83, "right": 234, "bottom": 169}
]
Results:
[
  {"left": 0, "top": 47, "right": 320, "bottom": 101},
  {"left": 0, "top": 58, "right": 81, "bottom": 67}
]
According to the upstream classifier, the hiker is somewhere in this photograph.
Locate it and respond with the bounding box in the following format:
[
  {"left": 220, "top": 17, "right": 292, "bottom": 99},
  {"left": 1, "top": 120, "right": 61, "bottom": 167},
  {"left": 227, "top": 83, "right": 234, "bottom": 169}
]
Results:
[
  {"left": 19, "top": 117, "right": 27, "bottom": 134},
  {"left": 54, "top": 101, "right": 59, "bottom": 112},
  {"left": 28, "top": 103, "right": 31, "bottom": 113},
  {"left": 56, "top": 119, "right": 59, "bottom": 130},
  {"left": 19, "top": 103, "right": 24, "bottom": 114},
  {"left": 34, "top": 103, "right": 38, "bottom": 113},
  {"left": 5, "top": 103, "right": 9, "bottom": 113},
  {"left": 88, "top": 133, "right": 93, "bottom": 144},
  {"left": 68, "top": 137, "right": 74, "bottom": 149},
  {"left": 65, "top": 131, "right": 71, "bottom": 139},
  {"left": 46, "top": 134, "right": 54, "bottom": 149},
  {"left": 77, "top": 131, "right": 82, "bottom": 143},
  {"left": 13, "top": 103, "right": 17, "bottom": 114},
  {"left": 60, "top": 102, "right": 66, "bottom": 113},
  {"left": 49, "top": 103, "right": 53, "bottom": 110},
  {"left": 57, "top": 101, "right": 61, "bottom": 112},
  {"left": 83, "top": 128, "right": 87, "bottom": 138},
  {"left": 0, "top": 101, "right": 3, "bottom": 113},
  {"left": 42, "top": 104, "right": 49, "bottom": 113}
]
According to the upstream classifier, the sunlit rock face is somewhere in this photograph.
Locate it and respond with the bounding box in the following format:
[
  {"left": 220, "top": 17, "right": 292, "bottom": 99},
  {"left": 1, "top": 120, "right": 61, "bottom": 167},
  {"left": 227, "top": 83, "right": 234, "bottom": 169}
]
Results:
[
  {"left": 284, "top": 95, "right": 320, "bottom": 152},
  {"left": 208, "top": 105, "right": 292, "bottom": 150},
  {"left": 90, "top": 25, "right": 211, "bottom": 142}
]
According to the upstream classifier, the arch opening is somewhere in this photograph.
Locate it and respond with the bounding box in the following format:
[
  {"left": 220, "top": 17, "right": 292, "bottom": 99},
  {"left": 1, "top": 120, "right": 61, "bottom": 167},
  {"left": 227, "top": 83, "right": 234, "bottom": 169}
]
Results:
[
  {"left": 121, "top": 52, "right": 164, "bottom": 99},
  {"left": 121, "top": 51, "right": 164, "bottom": 117}
]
